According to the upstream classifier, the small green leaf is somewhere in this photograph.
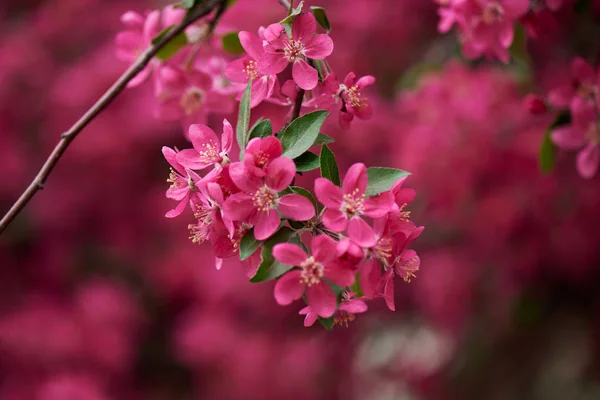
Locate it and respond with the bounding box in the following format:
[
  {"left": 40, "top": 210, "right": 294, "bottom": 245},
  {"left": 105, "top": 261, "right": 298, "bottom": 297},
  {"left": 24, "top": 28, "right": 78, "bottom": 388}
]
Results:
[
  {"left": 248, "top": 119, "right": 272, "bottom": 140},
  {"left": 540, "top": 111, "right": 571, "bottom": 174},
  {"left": 280, "top": 110, "right": 329, "bottom": 159},
  {"left": 281, "top": 186, "right": 318, "bottom": 211},
  {"left": 294, "top": 152, "right": 320, "bottom": 172},
  {"left": 349, "top": 273, "right": 364, "bottom": 297},
  {"left": 236, "top": 81, "right": 252, "bottom": 159},
  {"left": 226, "top": 0, "right": 238, "bottom": 6},
  {"left": 280, "top": 1, "right": 304, "bottom": 26},
  {"left": 250, "top": 227, "right": 299, "bottom": 282},
  {"left": 312, "top": 60, "right": 325, "bottom": 81},
  {"left": 152, "top": 27, "right": 189, "bottom": 61},
  {"left": 239, "top": 228, "right": 262, "bottom": 261},
  {"left": 175, "top": 0, "right": 197, "bottom": 9},
  {"left": 313, "top": 132, "right": 334, "bottom": 146},
  {"left": 318, "top": 315, "right": 335, "bottom": 330},
  {"left": 365, "top": 167, "right": 411, "bottom": 197},
  {"left": 221, "top": 32, "right": 244, "bottom": 54},
  {"left": 319, "top": 144, "right": 340, "bottom": 186},
  {"left": 310, "top": 6, "right": 331, "bottom": 32}
]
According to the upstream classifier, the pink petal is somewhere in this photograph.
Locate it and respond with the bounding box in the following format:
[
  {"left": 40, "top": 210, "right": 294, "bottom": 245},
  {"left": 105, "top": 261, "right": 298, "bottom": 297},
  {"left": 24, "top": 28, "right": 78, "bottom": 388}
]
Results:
[
  {"left": 188, "top": 124, "right": 220, "bottom": 152},
  {"left": 312, "top": 234, "right": 338, "bottom": 263},
  {"left": 364, "top": 192, "right": 394, "bottom": 218},
  {"left": 572, "top": 57, "right": 595, "bottom": 83},
  {"left": 222, "top": 193, "right": 255, "bottom": 221},
  {"left": 127, "top": 66, "right": 152, "bottom": 88},
  {"left": 382, "top": 274, "right": 395, "bottom": 311},
  {"left": 303, "top": 310, "right": 318, "bottom": 327},
  {"left": 265, "top": 156, "right": 296, "bottom": 191},
  {"left": 224, "top": 57, "right": 251, "bottom": 84},
  {"left": 502, "top": 0, "right": 530, "bottom": 18},
  {"left": 261, "top": 136, "right": 284, "bottom": 160},
  {"left": 165, "top": 197, "right": 189, "bottom": 218},
  {"left": 250, "top": 76, "right": 269, "bottom": 108},
  {"left": 498, "top": 23, "right": 514, "bottom": 49},
  {"left": 273, "top": 243, "right": 308, "bottom": 266},
  {"left": 120, "top": 11, "right": 145, "bottom": 28},
  {"left": 548, "top": 85, "right": 575, "bottom": 108},
  {"left": 292, "top": 59, "right": 318, "bottom": 90},
  {"left": 322, "top": 209, "right": 348, "bottom": 232},
  {"left": 292, "top": 12, "right": 316, "bottom": 42},
  {"left": 241, "top": 249, "right": 262, "bottom": 278},
  {"left": 343, "top": 163, "right": 368, "bottom": 195},
  {"left": 263, "top": 23, "right": 286, "bottom": 46},
  {"left": 323, "top": 262, "right": 356, "bottom": 287},
  {"left": 162, "top": 146, "right": 186, "bottom": 176},
  {"left": 343, "top": 72, "right": 357, "bottom": 87},
  {"left": 394, "top": 188, "right": 416, "bottom": 206},
  {"left": 306, "top": 281, "right": 337, "bottom": 318},
  {"left": 303, "top": 34, "right": 334, "bottom": 59},
  {"left": 551, "top": 126, "right": 586, "bottom": 150},
  {"left": 143, "top": 10, "right": 161, "bottom": 41},
  {"left": 360, "top": 258, "right": 382, "bottom": 299},
  {"left": 354, "top": 103, "right": 373, "bottom": 120},
  {"left": 176, "top": 149, "right": 212, "bottom": 170},
  {"left": 278, "top": 194, "right": 315, "bottom": 221},
  {"left": 221, "top": 119, "right": 233, "bottom": 154},
  {"left": 229, "top": 162, "right": 261, "bottom": 192},
  {"left": 206, "top": 182, "right": 224, "bottom": 205},
  {"left": 274, "top": 270, "right": 304, "bottom": 305},
  {"left": 238, "top": 31, "right": 263, "bottom": 60},
  {"left": 258, "top": 51, "right": 288, "bottom": 75},
  {"left": 356, "top": 75, "right": 376, "bottom": 89},
  {"left": 314, "top": 178, "right": 343, "bottom": 208},
  {"left": 576, "top": 143, "right": 600, "bottom": 179},
  {"left": 252, "top": 208, "right": 281, "bottom": 240},
  {"left": 340, "top": 299, "right": 368, "bottom": 313},
  {"left": 347, "top": 218, "right": 377, "bottom": 248}
]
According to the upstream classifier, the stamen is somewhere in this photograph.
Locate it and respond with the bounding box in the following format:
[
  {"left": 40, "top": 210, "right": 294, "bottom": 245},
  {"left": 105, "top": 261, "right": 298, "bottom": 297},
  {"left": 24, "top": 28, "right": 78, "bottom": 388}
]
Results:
[
  {"left": 341, "top": 188, "right": 365, "bottom": 218},
  {"left": 252, "top": 186, "right": 278, "bottom": 212},
  {"left": 299, "top": 256, "right": 324, "bottom": 286}
]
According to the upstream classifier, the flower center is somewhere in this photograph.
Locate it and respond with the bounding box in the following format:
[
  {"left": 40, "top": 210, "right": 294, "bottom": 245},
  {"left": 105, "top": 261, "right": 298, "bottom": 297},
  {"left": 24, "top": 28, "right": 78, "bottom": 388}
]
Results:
[
  {"left": 244, "top": 60, "right": 260, "bottom": 80},
  {"left": 284, "top": 38, "right": 304, "bottom": 62},
  {"left": 395, "top": 255, "right": 420, "bottom": 283},
  {"left": 231, "top": 224, "right": 250, "bottom": 253},
  {"left": 374, "top": 237, "right": 393, "bottom": 264},
  {"left": 342, "top": 189, "right": 365, "bottom": 218},
  {"left": 167, "top": 168, "right": 187, "bottom": 190},
  {"left": 300, "top": 256, "right": 324, "bottom": 286},
  {"left": 397, "top": 203, "right": 411, "bottom": 222},
  {"left": 253, "top": 150, "right": 269, "bottom": 167},
  {"left": 334, "top": 310, "right": 356, "bottom": 328},
  {"left": 344, "top": 86, "right": 367, "bottom": 110},
  {"left": 180, "top": 87, "right": 205, "bottom": 115},
  {"left": 482, "top": 3, "right": 504, "bottom": 24},
  {"left": 252, "top": 186, "right": 278, "bottom": 211},
  {"left": 197, "top": 141, "right": 222, "bottom": 164}
]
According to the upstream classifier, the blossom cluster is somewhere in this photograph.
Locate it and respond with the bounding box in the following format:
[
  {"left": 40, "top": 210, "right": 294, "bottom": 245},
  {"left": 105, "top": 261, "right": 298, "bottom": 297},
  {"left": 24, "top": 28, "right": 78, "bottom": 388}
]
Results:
[
  {"left": 435, "top": 0, "right": 564, "bottom": 62},
  {"left": 116, "top": 2, "right": 423, "bottom": 328}
]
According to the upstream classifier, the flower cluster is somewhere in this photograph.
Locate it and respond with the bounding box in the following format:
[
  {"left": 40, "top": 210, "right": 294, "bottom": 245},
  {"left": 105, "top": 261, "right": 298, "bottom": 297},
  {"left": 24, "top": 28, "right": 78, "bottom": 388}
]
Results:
[
  {"left": 124, "top": 2, "right": 425, "bottom": 328},
  {"left": 526, "top": 57, "right": 600, "bottom": 179},
  {"left": 435, "top": 0, "right": 564, "bottom": 62}
]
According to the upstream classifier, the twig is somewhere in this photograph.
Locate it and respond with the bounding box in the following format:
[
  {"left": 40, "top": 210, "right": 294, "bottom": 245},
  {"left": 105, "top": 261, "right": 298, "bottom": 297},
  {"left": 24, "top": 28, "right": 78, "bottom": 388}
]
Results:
[
  {"left": 0, "top": 0, "right": 227, "bottom": 236},
  {"left": 291, "top": 88, "right": 305, "bottom": 121},
  {"left": 278, "top": 0, "right": 292, "bottom": 12}
]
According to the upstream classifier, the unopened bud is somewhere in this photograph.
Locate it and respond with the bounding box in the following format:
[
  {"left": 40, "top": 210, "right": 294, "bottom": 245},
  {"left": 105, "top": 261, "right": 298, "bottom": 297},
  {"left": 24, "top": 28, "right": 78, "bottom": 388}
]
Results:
[{"left": 524, "top": 94, "right": 548, "bottom": 115}]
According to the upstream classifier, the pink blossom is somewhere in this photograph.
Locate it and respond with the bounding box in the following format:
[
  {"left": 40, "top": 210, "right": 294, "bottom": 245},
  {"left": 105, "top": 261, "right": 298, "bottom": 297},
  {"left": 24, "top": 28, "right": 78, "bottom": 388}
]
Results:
[
  {"left": 176, "top": 119, "right": 233, "bottom": 171},
  {"left": 243, "top": 136, "right": 283, "bottom": 177},
  {"left": 551, "top": 105, "right": 600, "bottom": 179},
  {"left": 222, "top": 157, "right": 315, "bottom": 240},
  {"left": 314, "top": 163, "right": 393, "bottom": 247},
  {"left": 258, "top": 13, "right": 334, "bottom": 90},
  {"left": 162, "top": 146, "right": 201, "bottom": 218},
  {"left": 299, "top": 292, "right": 368, "bottom": 327},
  {"left": 225, "top": 31, "right": 278, "bottom": 107},
  {"left": 273, "top": 235, "right": 356, "bottom": 317},
  {"left": 188, "top": 181, "right": 231, "bottom": 247},
  {"left": 548, "top": 57, "right": 600, "bottom": 113}
]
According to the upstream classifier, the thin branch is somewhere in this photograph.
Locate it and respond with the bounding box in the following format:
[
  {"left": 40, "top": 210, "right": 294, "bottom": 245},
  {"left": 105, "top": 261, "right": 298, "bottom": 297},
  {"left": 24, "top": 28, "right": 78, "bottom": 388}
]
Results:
[
  {"left": 278, "top": 0, "right": 292, "bottom": 11},
  {"left": 0, "top": 0, "right": 227, "bottom": 236},
  {"left": 291, "top": 88, "right": 305, "bottom": 121}
]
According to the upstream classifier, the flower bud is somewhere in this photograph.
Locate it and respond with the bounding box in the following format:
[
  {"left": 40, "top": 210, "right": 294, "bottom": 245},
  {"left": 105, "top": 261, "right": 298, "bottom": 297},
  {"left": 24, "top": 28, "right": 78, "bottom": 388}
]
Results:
[{"left": 524, "top": 94, "right": 548, "bottom": 115}]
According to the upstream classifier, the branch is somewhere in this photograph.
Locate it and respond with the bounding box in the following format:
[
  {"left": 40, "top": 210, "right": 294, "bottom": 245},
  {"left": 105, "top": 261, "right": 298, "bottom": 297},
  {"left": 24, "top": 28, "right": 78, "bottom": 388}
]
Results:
[
  {"left": 291, "top": 88, "right": 305, "bottom": 121},
  {"left": 0, "top": 0, "right": 227, "bottom": 236},
  {"left": 278, "top": 0, "right": 292, "bottom": 12}
]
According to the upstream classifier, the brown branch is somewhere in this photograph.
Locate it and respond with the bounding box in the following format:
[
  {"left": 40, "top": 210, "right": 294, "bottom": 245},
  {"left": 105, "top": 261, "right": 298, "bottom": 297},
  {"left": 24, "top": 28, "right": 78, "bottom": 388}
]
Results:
[
  {"left": 0, "top": 0, "right": 227, "bottom": 236},
  {"left": 291, "top": 88, "right": 305, "bottom": 121}
]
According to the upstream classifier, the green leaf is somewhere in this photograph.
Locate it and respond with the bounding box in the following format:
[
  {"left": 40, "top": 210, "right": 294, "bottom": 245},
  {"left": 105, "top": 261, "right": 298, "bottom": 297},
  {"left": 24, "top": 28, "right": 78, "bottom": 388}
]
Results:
[
  {"left": 313, "top": 132, "right": 334, "bottom": 146},
  {"left": 239, "top": 228, "right": 262, "bottom": 261},
  {"left": 221, "top": 32, "right": 244, "bottom": 54},
  {"left": 281, "top": 186, "right": 318, "bottom": 211},
  {"left": 365, "top": 167, "right": 411, "bottom": 197},
  {"left": 294, "top": 151, "right": 320, "bottom": 172},
  {"left": 318, "top": 316, "right": 335, "bottom": 330},
  {"left": 312, "top": 60, "right": 325, "bottom": 81},
  {"left": 175, "top": 0, "right": 197, "bottom": 9},
  {"left": 250, "top": 227, "right": 299, "bottom": 282},
  {"left": 349, "top": 273, "right": 364, "bottom": 297},
  {"left": 319, "top": 144, "right": 340, "bottom": 186},
  {"left": 280, "top": 1, "right": 304, "bottom": 26},
  {"left": 310, "top": 6, "right": 331, "bottom": 32},
  {"left": 248, "top": 119, "right": 272, "bottom": 140},
  {"left": 152, "top": 27, "right": 189, "bottom": 61},
  {"left": 540, "top": 111, "right": 571, "bottom": 174},
  {"left": 280, "top": 110, "right": 329, "bottom": 159},
  {"left": 226, "top": 0, "right": 238, "bottom": 6},
  {"left": 236, "top": 81, "right": 252, "bottom": 159}
]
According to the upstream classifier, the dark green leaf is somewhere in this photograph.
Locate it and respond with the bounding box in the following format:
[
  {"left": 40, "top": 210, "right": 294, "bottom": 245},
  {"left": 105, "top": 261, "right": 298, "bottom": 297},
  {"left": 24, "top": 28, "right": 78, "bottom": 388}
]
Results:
[
  {"left": 280, "top": 110, "right": 329, "bottom": 159},
  {"left": 239, "top": 228, "right": 262, "bottom": 261},
  {"left": 250, "top": 227, "right": 299, "bottom": 282},
  {"left": 175, "top": 0, "right": 197, "bottom": 9},
  {"left": 319, "top": 144, "right": 340, "bottom": 186},
  {"left": 310, "top": 6, "right": 331, "bottom": 32},
  {"left": 281, "top": 186, "right": 318, "bottom": 211},
  {"left": 313, "top": 132, "right": 334, "bottom": 146},
  {"left": 236, "top": 81, "right": 252, "bottom": 158},
  {"left": 349, "top": 273, "right": 363, "bottom": 297},
  {"left": 221, "top": 32, "right": 244, "bottom": 54},
  {"left": 318, "top": 316, "right": 335, "bottom": 330},
  {"left": 313, "top": 60, "right": 325, "bottom": 81},
  {"left": 226, "top": 0, "right": 238, "bottom": 6},
  {"left": 365, "top": 167, "right": 410, "bottom": 197},
  {"left": 248, "top": 119, "right": 272, "bottom": 140},
  {"left": 152, "top": 27, "right": 189, "bottom": 61},
  {"left": 540, "top": 111, "right": 571, "bottom": 174},
  {"left": 294, "top": 152, "right": 320, "bottom": 172}
]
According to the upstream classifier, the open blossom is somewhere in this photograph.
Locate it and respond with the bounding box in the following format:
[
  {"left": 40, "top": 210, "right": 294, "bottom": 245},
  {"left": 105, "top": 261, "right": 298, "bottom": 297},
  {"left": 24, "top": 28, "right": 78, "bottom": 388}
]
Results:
[
  {"left": 176, "top": 119, "right": 233, "bottom": 171},
  {"left": 222, "top": 156, "right": 315, "bottom": 240},
  {"left": 243, "top": 136, "right": 283, "bottom": 177},
  {"left": 162, "top": 146, "right": 201, "bottom": 218},
  {"left": 258, "top": 13, "right": 334, "bottom": 90},
  {"left": 548, "top": 57, "right": 600, "bottom": 113},
  {"left": 551, "top": 105, "right": 600, "bottom": 179},
  {"left": 314, "top": 163, "right": 393, "bottom": 247},
  {"left": 299, "top": 291, "right": 367, "bottom": 327},
  {"left": 273, "top": 235, "right": 356, "bottom": 317},
  {"left": 187, "top": 181, "right": 231, "bottom": 247},
  {"left": 225, "top": 31, "right": 277, "bottom": 108}
]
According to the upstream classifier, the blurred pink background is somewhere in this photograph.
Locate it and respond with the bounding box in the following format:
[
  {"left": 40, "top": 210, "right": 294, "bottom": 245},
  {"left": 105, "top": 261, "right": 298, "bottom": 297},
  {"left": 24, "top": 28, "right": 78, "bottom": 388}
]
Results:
[{"left": 2, "top": 0, "right": 600, "bottom": 399}]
